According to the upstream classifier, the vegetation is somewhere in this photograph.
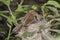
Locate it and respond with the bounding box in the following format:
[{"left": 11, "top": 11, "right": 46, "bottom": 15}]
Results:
[{"left": 0, "top": 0, "right": 60, "bottom": 40}]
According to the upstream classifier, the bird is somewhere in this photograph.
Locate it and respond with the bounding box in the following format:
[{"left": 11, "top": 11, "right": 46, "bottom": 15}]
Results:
[{"left": 12, "top": 10, "right": 37, "bottom": 33}]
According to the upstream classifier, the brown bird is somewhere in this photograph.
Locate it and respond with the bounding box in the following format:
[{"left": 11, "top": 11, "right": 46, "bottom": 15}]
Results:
[{"left": 12, "top": 10, "right": 37, "bottom": 33}]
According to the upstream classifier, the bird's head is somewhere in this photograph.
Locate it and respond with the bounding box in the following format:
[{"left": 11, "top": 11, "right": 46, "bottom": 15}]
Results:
[{"left": 28, "top": 10, "right": 36, "bottom": 15}]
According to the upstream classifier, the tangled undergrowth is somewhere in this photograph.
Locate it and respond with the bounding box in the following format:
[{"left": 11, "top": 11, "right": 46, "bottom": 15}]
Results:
[{"left": 0, "top": 0, "right": 60, "bottom": 40}]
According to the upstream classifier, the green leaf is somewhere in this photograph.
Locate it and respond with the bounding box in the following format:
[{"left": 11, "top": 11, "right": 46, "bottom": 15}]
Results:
[
  {"left": 49, "top": 0, "right": 54, "bottom": 1},
  {"left": 47, "top": 6, "right": 59, "bottom": 15},
  {"left": 0, "top": 14, "right": 8, "bottom": 19},
  {"left": 55, "top": 35, "right": 60, "bottom": 40},
  {"left": 39, "top": 25, "right": 46, "bottom": 31},
  {"left": 46, "top": 1, "right": 60, "bottom": 8},
  {"left": 22, "top": 32, "right": 34, "bottom": 38},
  {"left": 0, "top": 0, "right": 10, "bottom": 6},
  {"left": 14, "top": 7, "right": 28, "bottom": 16},
  {"left": 0, "top": 13, "right": 17, "bottom": 26},
  {"left": 16, "top": 37, "right": 22, "bottom": 40},
  {"left": 31, "top": 5, "right": 38, "bottom": 10},
  {"left": 15, "top": 5, "right": 24, "bottom": 12},
  {"left": 7, "top": 17, "right": 13, "bottom": 25},
  {"left": 0, "top": 14, "right": 13, "bottom": 25},
  {"left": 50, "top": 29, "right": 60, "bottom": 34},
  {"left": 7, "top": 23, "right": 11, "bottom": 28},
  {"left": 7, "top": 16, "right": 18, "bottom": 26}
]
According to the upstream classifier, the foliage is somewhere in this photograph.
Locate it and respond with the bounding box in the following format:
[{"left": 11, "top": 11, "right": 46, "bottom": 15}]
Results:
[
  {"left": 55, "top": 35, "right": 60, "bottom": 40},
  {"left": 22, "top": 32, "right": 34, "bottom": 38},
  {"left": 0, "top": 0, "right": 60, "bottom": 40},
  {"left": 0, "top": 0, "right": 10, "bottom": 6},
  {"left": 46, "top": 1, "right": 60, "bottom": 8}
]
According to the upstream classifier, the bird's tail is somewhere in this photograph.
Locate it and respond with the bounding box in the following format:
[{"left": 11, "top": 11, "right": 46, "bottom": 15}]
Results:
[{"left": 12, "top": 24, "right": 23, "bottom": 34}]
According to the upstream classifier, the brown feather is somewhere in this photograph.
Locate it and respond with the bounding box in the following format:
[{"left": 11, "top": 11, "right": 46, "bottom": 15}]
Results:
[{"left": 12, "top": 10, "right": 36, "bottom": 33}]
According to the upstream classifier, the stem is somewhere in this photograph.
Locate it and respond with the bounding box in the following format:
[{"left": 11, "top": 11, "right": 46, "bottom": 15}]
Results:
[
  {"left": 0, "top": 11, "right": 9, "bottom": 13},
  {"left": 8, "top": 6, "right": 18, "bottom": 26},
  {"left": 5, "top": 24, "right": 12, "bottom": 40},
  {"left": 41, "top": 6, "right": 45, "bottom": 20},
  {"left": 19, "top": 0, "right": 24, "bottom": 6},
  {"left": 8, "top": 6, "right": 14, "bottom": 19},
  {"left": 7, "top": 26, "right": 11, "bottom": 40},
  {"left": 50, "top": 29, "right": 60, "bottom": 34},
  {"left": 18, "top": 0, "right": 24, "bottom": 8},
  {"left": 41, "top": 4, "right": 46, "bottom": 20}
]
